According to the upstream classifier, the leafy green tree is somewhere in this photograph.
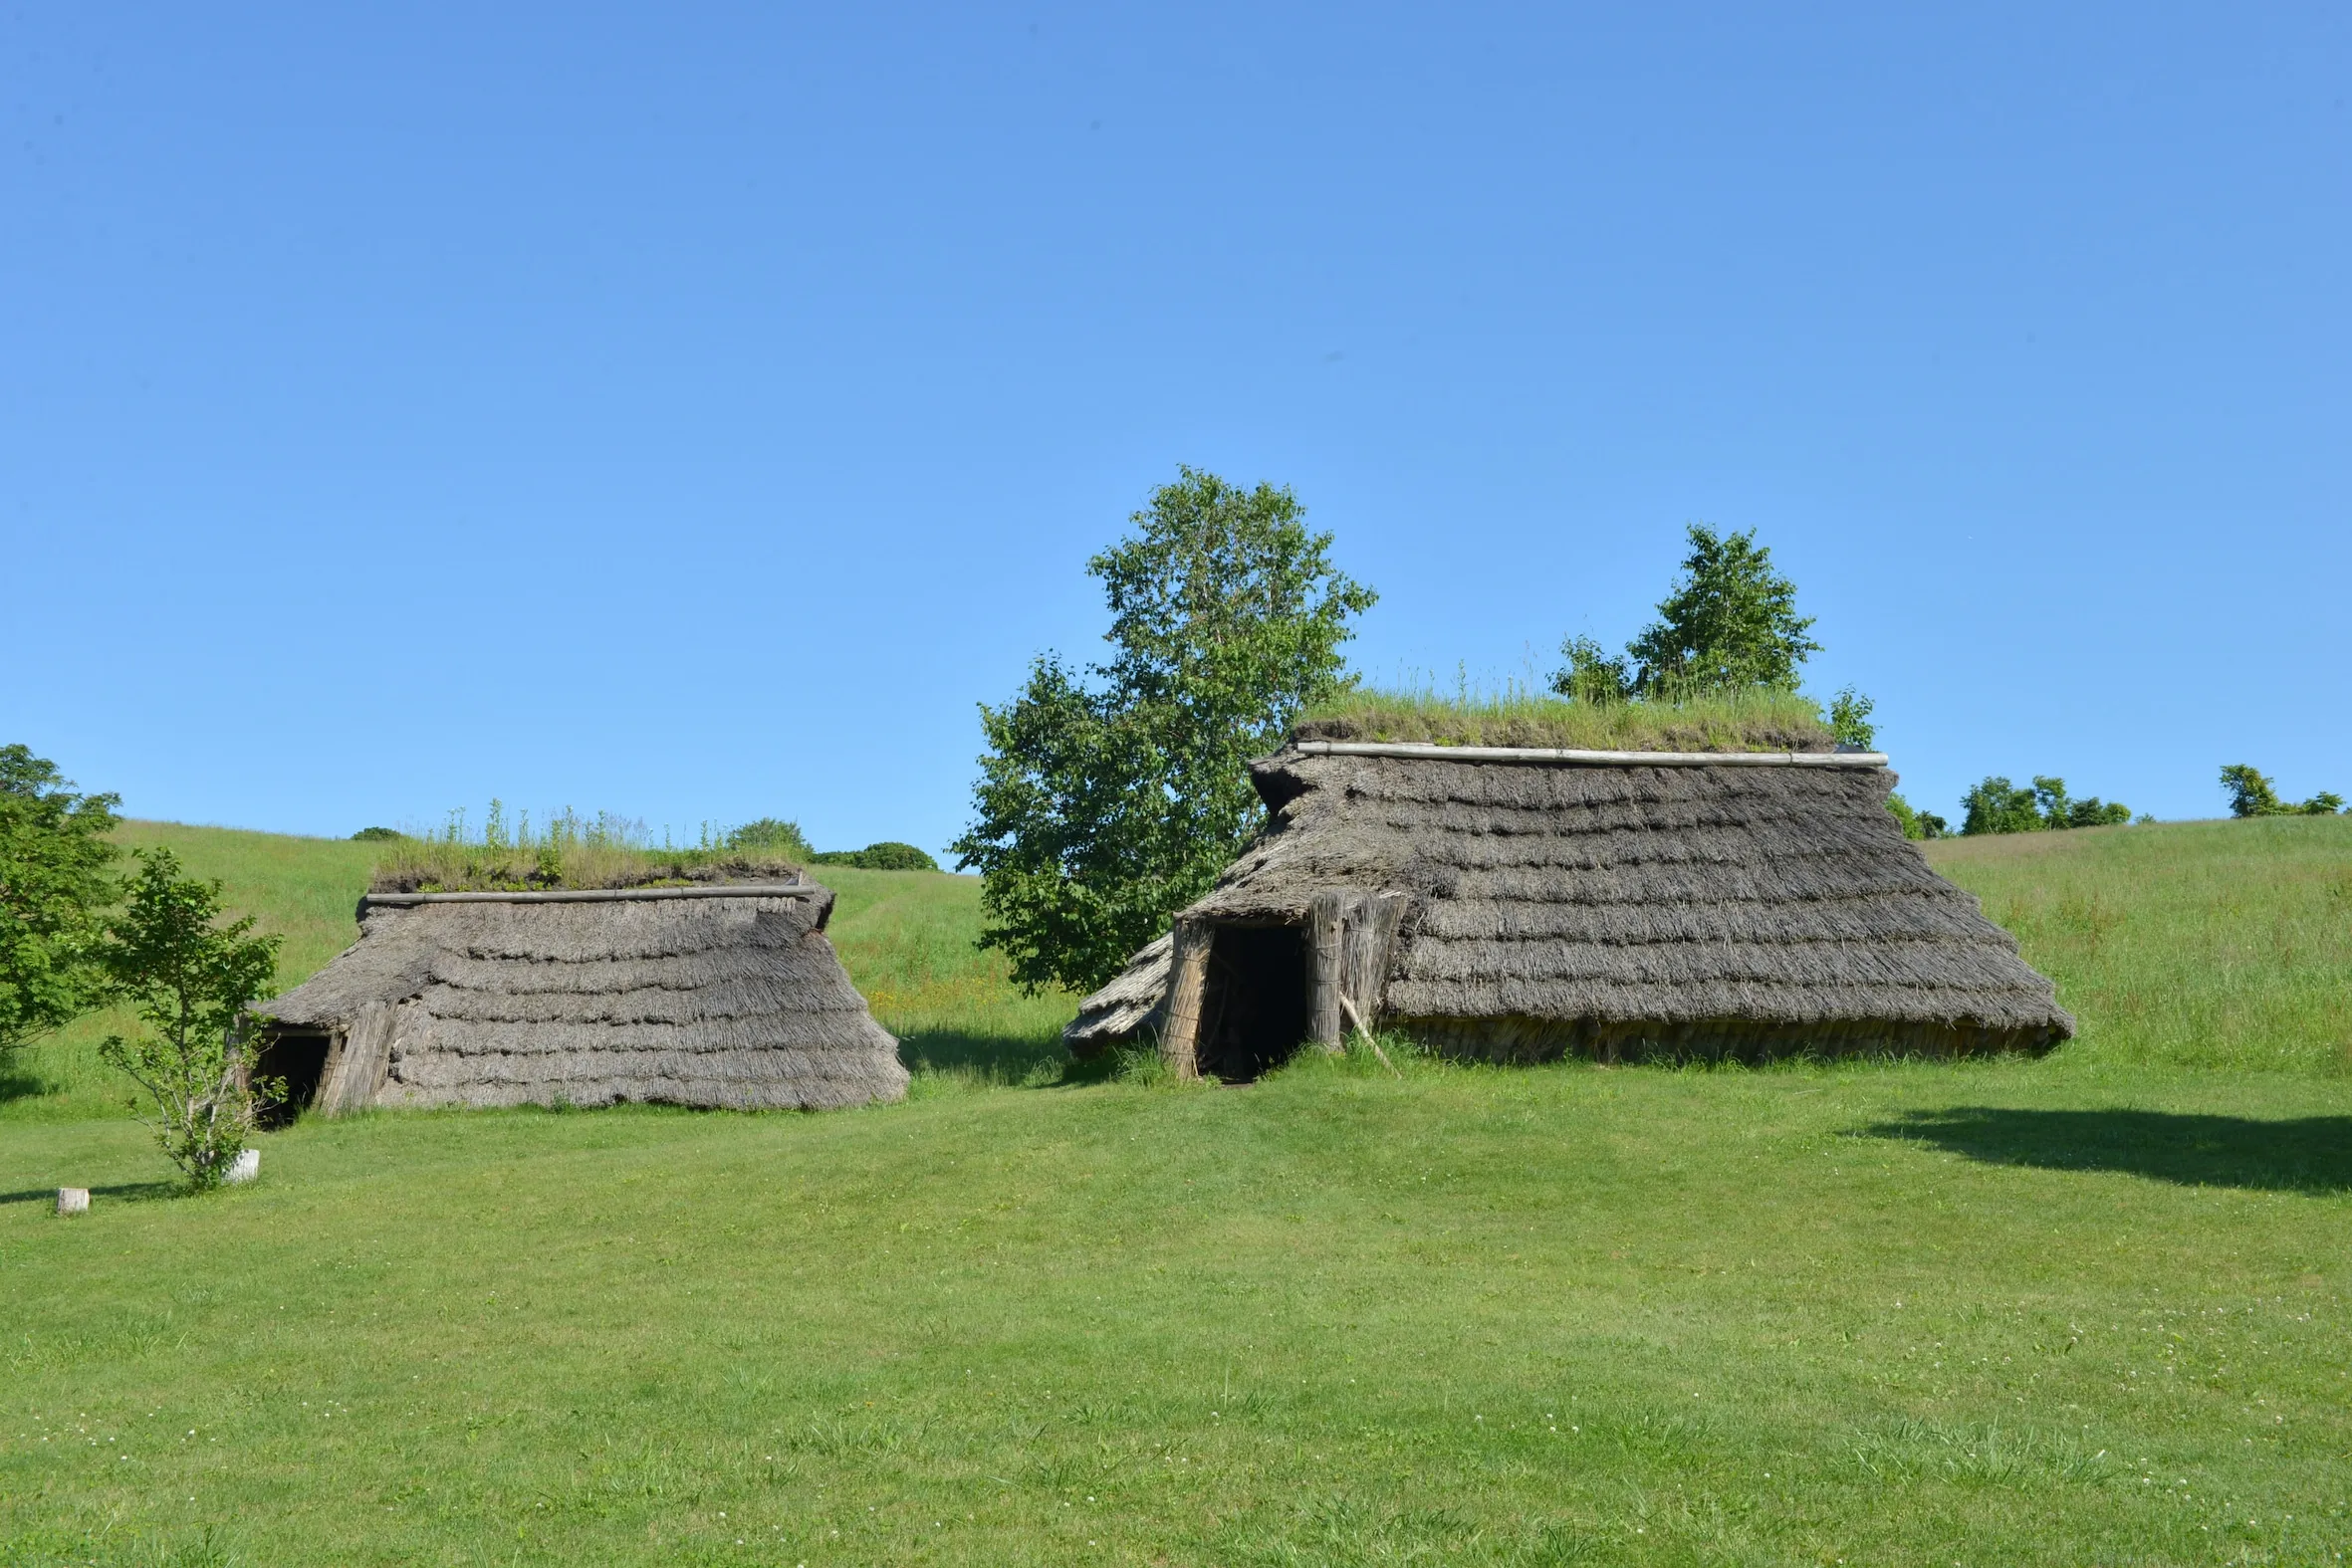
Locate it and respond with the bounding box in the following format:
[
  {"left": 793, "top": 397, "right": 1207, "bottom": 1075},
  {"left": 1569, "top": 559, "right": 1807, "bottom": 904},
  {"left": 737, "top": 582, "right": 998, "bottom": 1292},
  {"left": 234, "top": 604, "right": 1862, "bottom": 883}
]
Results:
[
  {"left": 954, "top": 467, "right": 1376, "bottom": 994},
  {"left": 1625, "top": 525, "right": 1821, "bottom": 694},
  {"left": 1961, "top": 777, "right": 2043, "bottom": 835},
  {"left": 2220, "top": 764, "right": 2344, "bottom": 817},
  {"left": 97, "top": 849, "right": 283, "bottom": 1189},
  {"left": 2030, "top": 776, "right": 2132, "bottom": 829},
  {"left": 0, "top": 745, "right": 121, "bottom": 1060},
  {"left": 1885, "top": 792, "right": 1947, "bottom": 840}
]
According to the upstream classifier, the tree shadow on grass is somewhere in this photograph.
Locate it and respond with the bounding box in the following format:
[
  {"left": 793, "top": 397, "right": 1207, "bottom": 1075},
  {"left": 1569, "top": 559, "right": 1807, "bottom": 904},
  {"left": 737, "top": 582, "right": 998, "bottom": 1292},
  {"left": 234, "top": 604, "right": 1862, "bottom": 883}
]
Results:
[
  {"left": 1864, "top": 1107, "right": 2352, "bottom": 1194},
  {"left": 0, "top": 1064, "right": 51, "bottom": 1104},
  {"left": 2, "top": 1180, "right": 179, "bottom": 1207},
  {"left": 896, "top": 1028, "right": 1075, "bottom": 1087}
]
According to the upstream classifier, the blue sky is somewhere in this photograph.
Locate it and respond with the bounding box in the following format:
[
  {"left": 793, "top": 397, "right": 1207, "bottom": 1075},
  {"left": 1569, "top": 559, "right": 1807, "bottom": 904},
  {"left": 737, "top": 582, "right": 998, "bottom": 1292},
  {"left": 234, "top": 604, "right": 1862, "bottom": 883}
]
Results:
[{"left": 5, "top": 2, "right": 2346, "bottom": 852}]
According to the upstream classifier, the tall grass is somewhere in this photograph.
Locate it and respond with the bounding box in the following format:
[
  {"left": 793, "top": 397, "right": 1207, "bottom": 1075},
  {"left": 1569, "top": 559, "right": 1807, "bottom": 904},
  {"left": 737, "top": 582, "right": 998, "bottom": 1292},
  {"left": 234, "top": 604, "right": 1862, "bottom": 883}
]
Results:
[
  {"left": 1927, "top": 814, "right": 2352, "bottom": 1075},
  {"left": 366, "top": 801, "right": 800, "bottom": 892},
  {"left": 1299, "top": 677, "right": 1834, "bottom": 751}
]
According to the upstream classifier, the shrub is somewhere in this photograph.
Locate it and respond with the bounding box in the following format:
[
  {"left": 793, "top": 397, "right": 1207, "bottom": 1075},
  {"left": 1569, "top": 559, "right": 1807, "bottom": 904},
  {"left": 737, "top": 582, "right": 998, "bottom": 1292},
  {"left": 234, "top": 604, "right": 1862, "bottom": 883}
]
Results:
[
  {"left": 351, "top": 825, "right": 402, "bottom": 841},
  {"left": 1828, "top": 687, "right": 1876, "bottom": 751},
  {"left": 2220, "top": 764, "right": 2344, "bottom": 817},
  {"left": 811, "top": 841, "right": 941, "bottom": 872},
  {"left": 97, "top": 849, "right": 283, "bottom": 1190},
  {"left": 728, "top": 817, "right": 816, "bottom": 858}
]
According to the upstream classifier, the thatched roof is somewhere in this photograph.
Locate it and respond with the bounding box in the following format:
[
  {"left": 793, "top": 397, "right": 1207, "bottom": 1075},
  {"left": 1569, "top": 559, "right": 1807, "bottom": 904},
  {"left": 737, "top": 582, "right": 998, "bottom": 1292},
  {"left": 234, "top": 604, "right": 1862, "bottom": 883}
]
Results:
[
  {"left": 1068, "top": 743, "right": 2072, "bottom": 1061},
  {"left": 258, "top": 883, "right": 906, "bottom": 1112}
]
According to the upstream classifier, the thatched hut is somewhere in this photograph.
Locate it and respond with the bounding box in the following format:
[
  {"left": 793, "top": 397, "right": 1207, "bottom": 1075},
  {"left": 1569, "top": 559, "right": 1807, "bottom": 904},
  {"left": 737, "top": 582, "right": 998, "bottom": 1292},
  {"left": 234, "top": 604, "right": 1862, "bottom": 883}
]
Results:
[
  {"left": 1067, "top": 742, "right": 2073, "bottom": 1076},
  {"left": 251, "top": 882, "right": 906, "bottom": 1116}
]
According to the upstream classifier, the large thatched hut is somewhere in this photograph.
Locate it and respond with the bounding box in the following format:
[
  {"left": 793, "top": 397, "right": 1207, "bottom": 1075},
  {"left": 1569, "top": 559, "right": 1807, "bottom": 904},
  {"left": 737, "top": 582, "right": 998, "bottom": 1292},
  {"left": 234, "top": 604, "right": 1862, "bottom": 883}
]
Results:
[
  {"left": 251, "top": 882, "right": 906, "bottom": 1116},
  {"left": 1068, "top": 741, "right": 2073, "bottom": 1076}
]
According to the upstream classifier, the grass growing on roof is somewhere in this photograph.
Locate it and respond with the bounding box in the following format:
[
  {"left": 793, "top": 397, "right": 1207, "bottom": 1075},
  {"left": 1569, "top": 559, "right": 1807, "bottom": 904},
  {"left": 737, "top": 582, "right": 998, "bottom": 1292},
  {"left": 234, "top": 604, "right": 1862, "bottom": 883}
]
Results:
[
  {"left": 1298, "top": 682, "right": 1834, "bottom": 751},
  {"left": 3, "top": 815, "right": 2349, "bottom": 1564}
]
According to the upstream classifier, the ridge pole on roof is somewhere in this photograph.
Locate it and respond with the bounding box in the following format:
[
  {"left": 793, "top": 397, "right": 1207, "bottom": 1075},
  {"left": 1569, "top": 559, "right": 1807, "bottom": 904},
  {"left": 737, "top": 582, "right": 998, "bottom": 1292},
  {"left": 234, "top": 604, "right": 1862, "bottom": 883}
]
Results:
[{"left": 1160, "top": 918, "right": 1211, "bottom": 1080}]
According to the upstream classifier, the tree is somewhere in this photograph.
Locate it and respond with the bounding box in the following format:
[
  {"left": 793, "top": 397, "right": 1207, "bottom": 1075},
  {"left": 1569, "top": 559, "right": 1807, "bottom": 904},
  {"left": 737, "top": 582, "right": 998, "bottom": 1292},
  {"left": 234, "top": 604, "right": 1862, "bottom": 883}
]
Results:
[
  {"left": 96, "top": 849, "right": 283, "bottom": 1189},
  {"left": 2221, "top": 764, "right": 2344, "bottom": 818},
  {"left": 1962, "top": 775, "right": 2131, "bottom": 834},
  {"left": 1885, "top": 792, "right": 1947, "bottom": 840},
  {"left": 1624, "top": 525, "right": 1821, "bottom": 694},
  {"left": 2031, "top": 776, "right": 2132, "bottom": 829},
  {"left": 1961, "top": 777, "right": 2043, "bottom": 835},
  {"left": 0, "top": 745, "right": 121, "bottom": 1060},
  {"left": 954, "top": 468, "right": 1376, "bottom": 994}
]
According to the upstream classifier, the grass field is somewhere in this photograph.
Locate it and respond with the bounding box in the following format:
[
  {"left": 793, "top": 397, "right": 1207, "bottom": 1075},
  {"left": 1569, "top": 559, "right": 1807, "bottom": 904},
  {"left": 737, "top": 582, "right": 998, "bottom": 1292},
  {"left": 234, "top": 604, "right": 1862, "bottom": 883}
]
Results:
[{"left": 4, "top": 817, "right": 2349, "bottom": 1566}]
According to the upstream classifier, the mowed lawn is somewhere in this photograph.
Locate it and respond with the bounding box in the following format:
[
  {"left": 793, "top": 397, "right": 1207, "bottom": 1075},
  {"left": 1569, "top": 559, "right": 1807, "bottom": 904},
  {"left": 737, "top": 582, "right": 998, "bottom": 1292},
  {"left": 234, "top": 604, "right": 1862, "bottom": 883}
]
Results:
[{"left": 3, "top": 819, "right": 2349, "bottom": 1566}]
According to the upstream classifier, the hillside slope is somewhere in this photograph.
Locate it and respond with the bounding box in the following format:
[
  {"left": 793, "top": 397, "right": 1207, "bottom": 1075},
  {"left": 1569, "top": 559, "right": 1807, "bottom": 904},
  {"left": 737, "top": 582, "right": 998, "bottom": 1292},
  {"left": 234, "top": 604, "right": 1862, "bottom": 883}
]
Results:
[{"left": 3, "top": 817, "right": 2347, "bottom": 1564}]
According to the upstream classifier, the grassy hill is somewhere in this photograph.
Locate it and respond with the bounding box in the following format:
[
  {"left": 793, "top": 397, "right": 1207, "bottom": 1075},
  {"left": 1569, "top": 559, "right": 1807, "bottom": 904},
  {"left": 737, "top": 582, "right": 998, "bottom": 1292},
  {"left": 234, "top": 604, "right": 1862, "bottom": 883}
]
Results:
[{"left": 3, "top": 817, "right": 2348, "bottom": 1565}]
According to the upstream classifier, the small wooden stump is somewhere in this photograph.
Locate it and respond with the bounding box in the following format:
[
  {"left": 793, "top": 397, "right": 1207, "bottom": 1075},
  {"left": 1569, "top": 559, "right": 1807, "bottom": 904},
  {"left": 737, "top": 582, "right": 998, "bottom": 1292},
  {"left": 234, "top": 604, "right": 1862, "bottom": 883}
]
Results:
[{"left": 56, "top": 1188, "right": 90, "bottom": 1217}]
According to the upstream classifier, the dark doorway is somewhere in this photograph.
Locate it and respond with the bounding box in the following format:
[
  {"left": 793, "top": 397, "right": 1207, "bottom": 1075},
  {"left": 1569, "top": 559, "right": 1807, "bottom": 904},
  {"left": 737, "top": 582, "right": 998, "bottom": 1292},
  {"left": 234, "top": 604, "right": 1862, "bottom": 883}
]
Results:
[
  {"left": 1197, "top": 924, "right": 1311, "bottom": 1082},
  {"left": 253, "top": 1030, "right": 331, "bottom": 1128}
]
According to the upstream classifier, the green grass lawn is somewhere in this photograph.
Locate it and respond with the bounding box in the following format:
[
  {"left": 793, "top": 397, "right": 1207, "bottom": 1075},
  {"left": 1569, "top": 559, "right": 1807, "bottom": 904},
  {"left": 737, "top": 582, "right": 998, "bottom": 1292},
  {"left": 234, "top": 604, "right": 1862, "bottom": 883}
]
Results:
[{"left": 3, "top": 818, "right": 2348, "bottom": 1566}]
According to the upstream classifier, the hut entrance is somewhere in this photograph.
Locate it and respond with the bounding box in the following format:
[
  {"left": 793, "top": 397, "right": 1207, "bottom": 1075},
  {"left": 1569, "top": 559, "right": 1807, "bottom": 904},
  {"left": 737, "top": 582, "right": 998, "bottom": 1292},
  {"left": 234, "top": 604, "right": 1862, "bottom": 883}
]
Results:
[
  {"left": 1197, "top": 924, "right": 1310, "bottom": 1081},
  {"left": 253, "top": 1029, "right": 332, "bottom": 1128}
]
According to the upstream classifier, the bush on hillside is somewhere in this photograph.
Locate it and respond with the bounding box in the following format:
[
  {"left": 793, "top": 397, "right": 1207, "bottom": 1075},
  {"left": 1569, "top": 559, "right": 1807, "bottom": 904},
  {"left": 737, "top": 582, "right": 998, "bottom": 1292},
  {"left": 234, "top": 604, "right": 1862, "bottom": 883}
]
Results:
[
  {"left": 2220, "top": 764, "right": 2345, "bottom": 818},
  {"left": 727, "top": 817, "right": 816, "bottom": 859},
  {"left": 0, "top": 744, "right": 121, "bottom": 1059},
  {"left": 811, "top": 841, "right": 941, "bottom": 872},
  {"left": 351, "top": 825, "right": 402, "bottom": 841},
  {"left": 1961, "top": 775, "right": 2132, "bottom": 835},
  {"left": 1886, "top": 791, "right": 1947, "bottom": 840}
]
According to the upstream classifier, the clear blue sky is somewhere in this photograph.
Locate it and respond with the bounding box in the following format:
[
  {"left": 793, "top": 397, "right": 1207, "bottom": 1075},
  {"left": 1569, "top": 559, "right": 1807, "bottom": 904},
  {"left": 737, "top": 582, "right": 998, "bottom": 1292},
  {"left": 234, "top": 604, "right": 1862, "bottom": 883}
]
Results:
[{"left": 6, "top": 3, "right": 2346, "bottom": 852}]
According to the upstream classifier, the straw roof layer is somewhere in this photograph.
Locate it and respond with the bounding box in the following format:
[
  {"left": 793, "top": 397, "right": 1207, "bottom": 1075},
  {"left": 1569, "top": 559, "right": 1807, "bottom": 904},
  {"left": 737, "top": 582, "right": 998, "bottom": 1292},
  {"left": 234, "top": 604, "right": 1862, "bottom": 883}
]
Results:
[
  {"left": 1068, "top": 745, "right": 2071, "bottom": 1061},
  {"left": 258, "top": 885, "right": 906, "bottom": 1111}
]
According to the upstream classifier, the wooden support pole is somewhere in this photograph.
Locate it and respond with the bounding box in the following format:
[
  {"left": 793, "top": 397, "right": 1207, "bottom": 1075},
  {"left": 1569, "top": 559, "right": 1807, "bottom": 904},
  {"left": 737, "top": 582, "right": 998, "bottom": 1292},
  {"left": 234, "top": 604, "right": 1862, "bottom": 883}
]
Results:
[
  {"left": 1306, "top": 891, "right": 1354, "bottom": 1054},
  {"left": 1342, "top": 892, "right": 1409, "bottom": 1027},
  {"left": 1160, "top": 918, "right": 1211, "bottom": 1081}
]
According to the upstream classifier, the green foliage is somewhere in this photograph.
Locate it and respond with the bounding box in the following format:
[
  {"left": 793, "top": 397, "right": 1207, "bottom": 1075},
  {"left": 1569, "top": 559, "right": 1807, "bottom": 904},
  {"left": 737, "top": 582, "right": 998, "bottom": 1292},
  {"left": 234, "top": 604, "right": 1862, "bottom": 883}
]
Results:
[
  {"left": 1885, "top": 791, "right": 1947, "bottom": 840},
  {"left": 1961, "top": 777, "right": 2043, "bottom": 836},
  {"left": 954, "top": 467, "right": 1376, "bottom": 994},
  {"left": 1623, "top": 524, "right": 1821, "bottom": 694},
  {"left": 1962, "top": 776, "right": 2131, "bottom": 834},
  {"left": 810, "top": 841, "right": 941, "bottom": 872},
  {"left": 349, "top": 825, "right": 402, "bottom": 841},
  {"left": 728, "top": 816, "right": 817, "bottom": 859},
  {"left": 2221, "top": 763, "right": 2344, "bottom": 818},
  {"left": 94, "top": 849, "right": 283, "bottom": 1190},
  {"left": 1827, "top": 685, "right": 1876, "bottom": 750},
  {"left": 0, "top": 745, "right": 122, "bottom": 1059},
  {"left": 1545, "top": 634, "right": 1635, "bottom": 705},
  {"left": 2031, "top": 776, "right": 2133, "bottom": 830}
]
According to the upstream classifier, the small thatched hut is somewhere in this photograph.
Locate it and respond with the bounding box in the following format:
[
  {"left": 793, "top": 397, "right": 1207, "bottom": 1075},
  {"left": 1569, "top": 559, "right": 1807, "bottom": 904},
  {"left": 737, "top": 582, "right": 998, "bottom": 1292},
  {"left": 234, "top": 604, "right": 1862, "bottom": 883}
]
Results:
[
  {"left": 1068, "top": 742, "right": 2073, "bottom": 1076},
  {"left": 251, "top": 882, "right": 906, "bottom": 1116}
]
